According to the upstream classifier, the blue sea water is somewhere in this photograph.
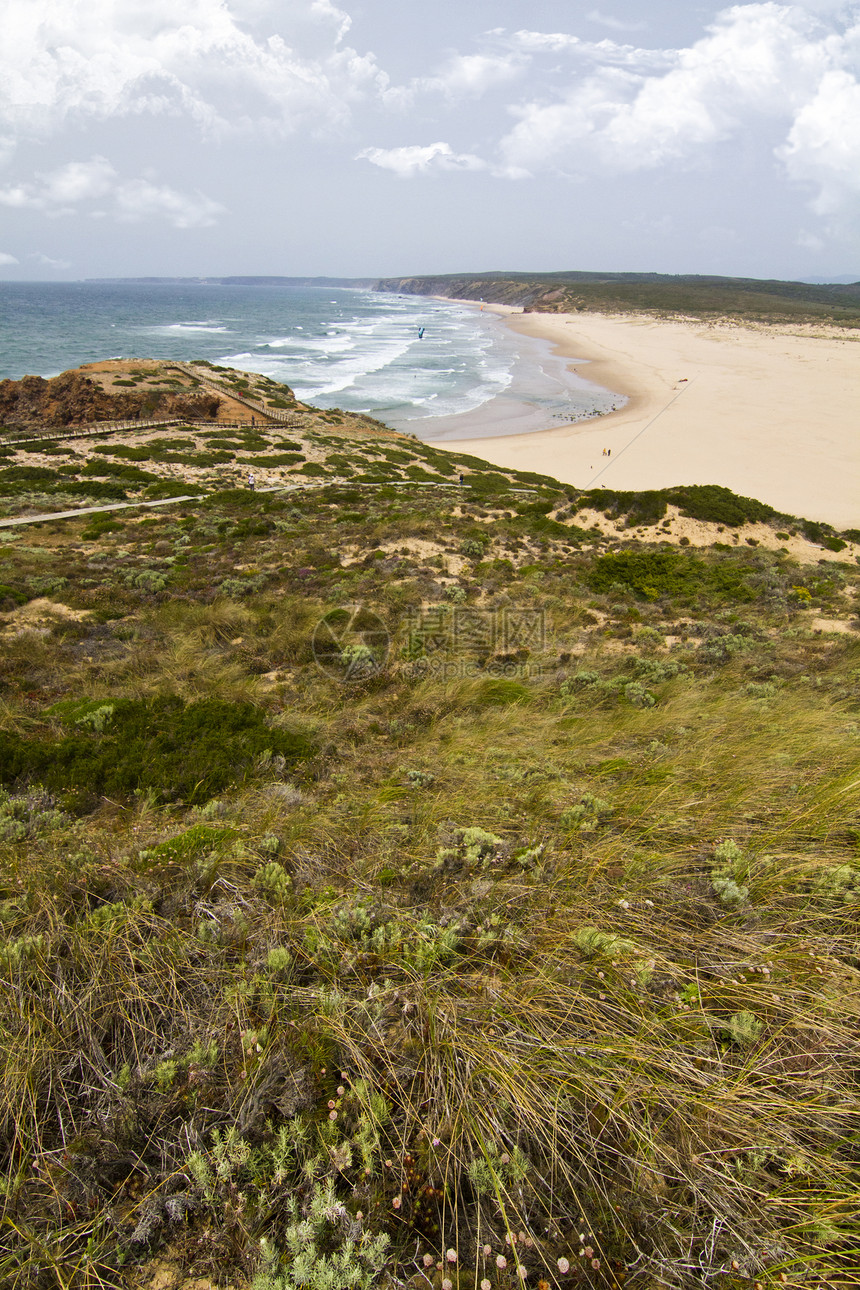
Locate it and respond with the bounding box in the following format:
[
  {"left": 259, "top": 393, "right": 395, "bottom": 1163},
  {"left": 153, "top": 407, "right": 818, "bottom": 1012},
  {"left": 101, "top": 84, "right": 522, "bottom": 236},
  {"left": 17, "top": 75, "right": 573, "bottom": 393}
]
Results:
[{"left": 0, "top": 281, "right": 621, "bottom": 438}]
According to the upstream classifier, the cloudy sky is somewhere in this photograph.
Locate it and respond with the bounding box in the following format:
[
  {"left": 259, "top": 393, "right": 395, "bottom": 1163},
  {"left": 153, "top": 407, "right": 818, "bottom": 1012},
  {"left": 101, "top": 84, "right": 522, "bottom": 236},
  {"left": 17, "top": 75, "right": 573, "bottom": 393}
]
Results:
[{"left": 1, "top": 0, "right": 858, "bottom": 280}]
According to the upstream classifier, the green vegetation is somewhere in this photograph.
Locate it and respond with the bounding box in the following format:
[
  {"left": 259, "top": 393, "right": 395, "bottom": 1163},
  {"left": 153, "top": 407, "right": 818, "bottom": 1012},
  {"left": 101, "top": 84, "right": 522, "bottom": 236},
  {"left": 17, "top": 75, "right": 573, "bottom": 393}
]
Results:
[
  {"left": 378, "top": 272, "right": 860, "bottom": 328},
  {"left": 0, "top": 390, "right": 858, "bottom": 1289},
  {"left": 0, "top": 695, "right": 314, "bottom": 805},
  {"left": 585, "top": 548, "right": 759, "bottom": 602}
]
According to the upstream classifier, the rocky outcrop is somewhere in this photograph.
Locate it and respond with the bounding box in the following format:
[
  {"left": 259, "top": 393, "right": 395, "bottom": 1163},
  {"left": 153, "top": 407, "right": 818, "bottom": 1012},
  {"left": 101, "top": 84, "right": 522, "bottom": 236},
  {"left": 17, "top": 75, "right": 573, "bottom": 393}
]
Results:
[{"left": 0, "top": 371, "right": 220, "bottom": 432}]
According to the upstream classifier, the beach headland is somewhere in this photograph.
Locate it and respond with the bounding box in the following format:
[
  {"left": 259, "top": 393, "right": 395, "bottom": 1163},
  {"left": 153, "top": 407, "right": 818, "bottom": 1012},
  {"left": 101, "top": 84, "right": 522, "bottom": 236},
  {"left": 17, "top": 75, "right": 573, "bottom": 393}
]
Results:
[{"left": 437, "top": 307, "right": 860, "bottom": 530}]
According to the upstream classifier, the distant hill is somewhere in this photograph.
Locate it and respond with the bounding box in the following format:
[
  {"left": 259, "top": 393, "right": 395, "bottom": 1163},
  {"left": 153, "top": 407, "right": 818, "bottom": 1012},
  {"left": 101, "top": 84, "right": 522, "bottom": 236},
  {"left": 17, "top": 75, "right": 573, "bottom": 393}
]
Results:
[{"left": 375, "top": 271, "right": 860, "bottom": 326}]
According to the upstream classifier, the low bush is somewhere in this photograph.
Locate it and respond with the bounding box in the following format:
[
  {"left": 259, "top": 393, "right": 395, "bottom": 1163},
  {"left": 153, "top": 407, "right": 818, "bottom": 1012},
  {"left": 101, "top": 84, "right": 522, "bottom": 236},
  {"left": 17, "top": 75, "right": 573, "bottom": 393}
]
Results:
[
  {"left": 0, "top": 465, "right": 61, "bottom": 482},
  {"left": 577, "top": 487, "right": 668, "bottom": 526},
  {"left": 144, "top": 480, "right": 202, "bottom": 499},
  {"left": 65, "top": 480, "right": 128, "bottom": 501},
  {"left": 0, "top": 583, "right": 28, "bottom": 609},
  {"left": 82, "top": 461, "right": 161, "bottom": 483},
  {"left": 81, "top": 516, "right": 125, "bottom": 541},
  {"left": 666, "top": 484, "right": 778, "bottom": 527},
  {"left": 467, "top": 471, "right": 511, "bottom": 496},
  {"left": 586, "top": 548, "right": 757, "bottom": 602},
  {"left": 0, "top": 695, "right": 315, "bottom": 804}
]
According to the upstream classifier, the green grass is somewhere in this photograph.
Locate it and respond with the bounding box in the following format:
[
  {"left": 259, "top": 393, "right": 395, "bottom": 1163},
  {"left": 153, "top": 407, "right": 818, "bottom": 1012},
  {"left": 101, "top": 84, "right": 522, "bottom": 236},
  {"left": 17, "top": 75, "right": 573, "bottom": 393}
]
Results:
[{"left": 0, "top": 462, "right": 858, "bottom": 1288}]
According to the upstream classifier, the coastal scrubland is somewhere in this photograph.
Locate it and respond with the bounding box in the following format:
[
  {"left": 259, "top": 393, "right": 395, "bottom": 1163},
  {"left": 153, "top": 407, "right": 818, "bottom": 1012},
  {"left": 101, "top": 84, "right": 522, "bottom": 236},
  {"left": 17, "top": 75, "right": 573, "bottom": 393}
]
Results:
[
  {"left": 376, "top": 273, "right": 860, "bottom": 329},
  {"left": 0, "top": 365, "right": 859, "bottom": 1290}
]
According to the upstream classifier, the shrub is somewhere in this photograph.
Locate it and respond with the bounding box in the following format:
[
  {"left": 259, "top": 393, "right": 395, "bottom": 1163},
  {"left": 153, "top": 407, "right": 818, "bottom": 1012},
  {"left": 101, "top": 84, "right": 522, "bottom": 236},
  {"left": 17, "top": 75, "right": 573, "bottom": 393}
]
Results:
[
  {"left": 0, "top": 788, "right": 69, "bottom": 843},
  {"left": 577, "top": 487, "right": 668, "bottom": 526},
  {"left": 807, "top": 528, "right": 846, "bottom": 552},
  {"left": 81, "top": 517, "right": 124, "bottom": 540},
  {"left": 82, "top": 462, "right": 160, "bottom": 483},
  {"left": 65, "top": 480, "right": 128, "bottom": 501},
  {"left": 0, "top": 696, "right": 314, "bottom": 804},
  {"left": 467, "top": 471, "right": 512, "bottom": 496},
  {"left": 812, "top": 864, "right": 860, "bottom": 902},
  {"left": 0, "top": 583, "right": 28, "bottom": 609},
  {"left": 218, "top": 575, "right": 268, "bottom": 597},
  {"left": 666, "top": 484, "right": 777, "bottom": 527},
  {"left": 711, "top": 838, "right": 750, "bottom": 907},
  {"left": 144, "top": 480, "right": 202, "bottom": 499},
  {"left": 436, "top": 825, "right": 506, "bottom": 871},
  {"left": 0, "top": 465, "right": 60, "bottom": 482},
  {"left": 586, "top": 549, "right": 756, "bottom": 603},
  {"left": 700, "top": 632, "right": 758, "bottom": 664},
  {"left": 253, "top": 1180, "right": 390, "bottom": 1290},
  {"left": 712, "top": 874, "right": 750, "bottom": 908},
  {"left": 474, "top": 678, "right": 530, "bottom": 706},
  {"left": 623, "top": 680, "right": 656, "bottom": 708},
  {"left": 573, "top": 926, "right": 639, "bottom": 958},
  {"left": 560, "top": 793, "right": 612, "bottom": 831},
  {"left": 140, "top": 823, "right": 238, "bottom": 864},
  {"left": 630, "top": 657, "right": 689, "bottom": 684},
  {"left": 724, "top": 1011, "right": 763, "bottom": 1047}
]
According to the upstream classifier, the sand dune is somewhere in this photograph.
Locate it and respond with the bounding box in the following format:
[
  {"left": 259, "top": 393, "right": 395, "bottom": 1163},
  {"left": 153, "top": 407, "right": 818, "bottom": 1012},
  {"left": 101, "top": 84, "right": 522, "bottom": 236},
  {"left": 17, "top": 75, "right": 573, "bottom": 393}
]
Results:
[{"left": 444, "top": 310, "right": 859, "bottom": 529}]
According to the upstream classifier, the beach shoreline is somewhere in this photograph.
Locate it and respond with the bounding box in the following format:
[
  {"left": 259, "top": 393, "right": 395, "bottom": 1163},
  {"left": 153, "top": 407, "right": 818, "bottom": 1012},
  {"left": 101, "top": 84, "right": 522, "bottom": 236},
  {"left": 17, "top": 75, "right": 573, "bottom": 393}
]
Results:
[
  {"left": 389, "top": 302, "right": 622, "bottom": 442},
  {"left": 425, "top": 303, "right": 859, "bottom": 529}
]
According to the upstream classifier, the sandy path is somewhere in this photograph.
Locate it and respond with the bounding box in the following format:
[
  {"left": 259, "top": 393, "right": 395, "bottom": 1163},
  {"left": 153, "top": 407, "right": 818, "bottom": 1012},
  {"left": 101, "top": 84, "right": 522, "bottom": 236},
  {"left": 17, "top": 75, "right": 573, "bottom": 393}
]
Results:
[{"left": 443, "top": 311, "right": 859, "bottom": 529}]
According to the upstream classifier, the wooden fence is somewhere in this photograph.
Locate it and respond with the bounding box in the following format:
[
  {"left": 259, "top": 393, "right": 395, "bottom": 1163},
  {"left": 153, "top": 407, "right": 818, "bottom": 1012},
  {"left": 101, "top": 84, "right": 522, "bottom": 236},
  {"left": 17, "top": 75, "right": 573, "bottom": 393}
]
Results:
[{"left": 168, "top": 361, "right": 303, "bottom": 426}]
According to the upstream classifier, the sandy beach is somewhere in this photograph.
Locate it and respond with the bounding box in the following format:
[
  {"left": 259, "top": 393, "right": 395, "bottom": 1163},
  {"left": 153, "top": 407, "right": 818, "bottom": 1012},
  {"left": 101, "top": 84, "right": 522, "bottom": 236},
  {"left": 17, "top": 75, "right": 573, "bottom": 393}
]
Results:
[{"left": 441, "top": 309, "right": 859, "bottom": 529}]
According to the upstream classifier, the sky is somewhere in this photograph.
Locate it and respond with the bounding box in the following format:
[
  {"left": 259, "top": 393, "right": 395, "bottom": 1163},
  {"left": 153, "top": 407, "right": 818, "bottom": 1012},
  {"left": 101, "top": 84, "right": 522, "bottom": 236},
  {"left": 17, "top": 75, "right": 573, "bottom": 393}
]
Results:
[{"left": 0, "top": 0, "right": 858, "bottom": 281}]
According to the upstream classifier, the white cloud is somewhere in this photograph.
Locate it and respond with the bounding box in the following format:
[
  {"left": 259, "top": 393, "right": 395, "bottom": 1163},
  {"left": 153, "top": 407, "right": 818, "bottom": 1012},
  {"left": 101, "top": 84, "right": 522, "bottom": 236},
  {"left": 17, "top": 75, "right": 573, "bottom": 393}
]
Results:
[
  {"left": 309, "top": 0, "right": 353, "bottom": 43},
  {"left": 40, "top": 157, "right": 116, "bottom": 206},
  {"left": 508, "top": 29, "right": 674, "bottom": 70},
  {"left": 0, "top": 251, "right": 19, "bottom": 265},
  {"left": 113, "top": 178, "right": 224, "bottom": 227},
  {"left": 0, "top": 157, "right": 224, "bottom": 227},
  {"left": 778, "top": 68, "right": 860, "bottom": 216},
  {"left": 497, "top": 0, "right": 860, "bottom": 236},
  {"left": 356, "top": 141, "right": 486, "bottom": 178},
  {"left": 420, "top": 52, "right": 526, "bottom": 99},
  {"left": 0, "top": 0, "right": 391, "bottom": 150},
  {"left": 28, "top": 251, "right": 72, "bottom": 267},
  {"left": 0, "top": 157, "right": 119, "bottom": 212},
  {"left": 586, "top": 11, "right": 648, "bottom": 32}
]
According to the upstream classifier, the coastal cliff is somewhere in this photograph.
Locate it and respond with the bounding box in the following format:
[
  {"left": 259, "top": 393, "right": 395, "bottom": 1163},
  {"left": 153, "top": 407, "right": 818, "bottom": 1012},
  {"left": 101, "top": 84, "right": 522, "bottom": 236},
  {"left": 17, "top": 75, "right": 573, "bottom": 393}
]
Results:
[
  {"left": 375, "top": 271, "right": 860, "bottom": 326},
  {"left": 0, "top": 369, "right": 220, "bottom": 432}
]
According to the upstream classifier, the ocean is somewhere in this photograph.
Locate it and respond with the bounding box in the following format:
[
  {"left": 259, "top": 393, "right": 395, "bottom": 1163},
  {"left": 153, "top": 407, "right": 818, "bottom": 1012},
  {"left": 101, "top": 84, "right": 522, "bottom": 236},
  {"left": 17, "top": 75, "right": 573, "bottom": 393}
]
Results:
[{"left": 0, "top": 281, "right": 622, "bottom": 439}]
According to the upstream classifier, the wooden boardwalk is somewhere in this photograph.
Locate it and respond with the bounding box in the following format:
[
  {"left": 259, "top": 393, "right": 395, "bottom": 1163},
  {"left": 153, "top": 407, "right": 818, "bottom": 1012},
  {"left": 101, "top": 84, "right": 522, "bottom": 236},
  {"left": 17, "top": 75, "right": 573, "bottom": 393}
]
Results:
[{"left": 168, "top": 361, "right": 304, "bottom": 426}]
